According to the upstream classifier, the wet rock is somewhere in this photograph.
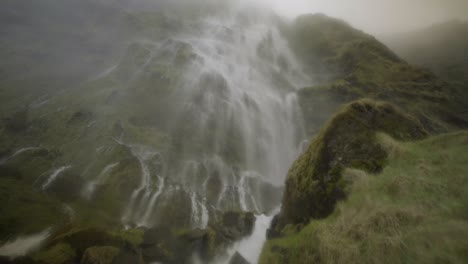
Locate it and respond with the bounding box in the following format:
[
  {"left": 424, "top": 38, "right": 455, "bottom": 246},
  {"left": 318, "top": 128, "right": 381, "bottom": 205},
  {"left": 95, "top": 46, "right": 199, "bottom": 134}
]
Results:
[
  {"left": 149, "top": 187, "right": 192, "bottom": 229},
  {"left": 111, "top": 245, "right": 143, "bottom": 264},
  {"left": 81, "top": 246, "right": 119, "bottom": 264},
  {"left": 142, "top": 227, "right": 208, "bottom": 264},
  {"left": 141, "top": 227, "right": 174, "bottom": 262},
  {"left": 49, "top": 227, "right": 118, "bottom": 256},
  {"left": 219, "top": 211, "right": 255, "bottom": 239},
  {"left": 229, "top": 252, "right": 251, "bottom": 264}
]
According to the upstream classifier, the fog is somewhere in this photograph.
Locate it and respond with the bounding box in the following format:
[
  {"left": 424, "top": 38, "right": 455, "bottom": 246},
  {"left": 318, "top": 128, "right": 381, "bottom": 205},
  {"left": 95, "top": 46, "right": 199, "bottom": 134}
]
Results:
[{"left": 255, "top": 0, "right": 468, "bottom": 34}]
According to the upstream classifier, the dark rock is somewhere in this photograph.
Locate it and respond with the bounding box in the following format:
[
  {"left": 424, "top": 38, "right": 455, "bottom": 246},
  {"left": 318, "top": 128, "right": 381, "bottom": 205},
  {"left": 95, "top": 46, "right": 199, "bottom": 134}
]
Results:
[
  {"left": 229, "top": 252, "right": 251, "bottom": 264},
  {"left": 220, "top": 211, "right": 255, "bottom": 239},
  {"left": 112, "top": 245, "right": 143, "bottom": 264},
  {"left": 81, "top": 246, "right": 119, "bottom": 264}
]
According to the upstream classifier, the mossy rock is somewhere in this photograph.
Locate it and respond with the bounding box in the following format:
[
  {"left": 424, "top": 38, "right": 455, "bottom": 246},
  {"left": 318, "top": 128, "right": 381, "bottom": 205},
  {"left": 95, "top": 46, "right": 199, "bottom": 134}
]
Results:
[
  {"left": 147, "top": 187, "right": 192, "bottom": 229},
  {"left": 219, "top": 211, "right": 255, "bottom": 239},
  {"left": 80, "top": 246, "right": 119, "bottom": 264},
  {"left": 32, "top": 243, "right": 76, "bottom": 264},
  {"left": 47, "top": 227, "right": 118, "bottom": 257},
  {"left": 275, "top": 99, "right": 428, "bottom": 231},
  {"left": 32, "top": 226, "right": 144, "bottom": 264}
]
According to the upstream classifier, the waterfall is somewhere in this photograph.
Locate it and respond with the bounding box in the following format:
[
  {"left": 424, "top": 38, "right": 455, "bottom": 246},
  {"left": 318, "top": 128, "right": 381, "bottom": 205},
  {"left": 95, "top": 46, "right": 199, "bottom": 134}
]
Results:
[
  {"left": 0, "top": 228, "right": 51, "bottom": 259},
  {"left": 0, "top": 147, "right": 42, "bottom": 165},
  {"left": 82, "top": 162, "right": 119, "bottom": 199},
  {"left": 122, "top": 145, "right": 160, "bottom": 224},
  {"left": 102, "top": 2, "right": 307, "bottom": 255},
  {"left": 41, "top": 166, "right": 72, "bottom": 190}
]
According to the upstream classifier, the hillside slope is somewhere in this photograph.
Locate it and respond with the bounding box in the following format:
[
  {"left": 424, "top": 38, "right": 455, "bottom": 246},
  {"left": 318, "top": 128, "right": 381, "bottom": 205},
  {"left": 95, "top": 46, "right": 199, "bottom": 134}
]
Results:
[
  {"left": 261, "top": 131, "right": 468, "bottom": 264},
  {"left": 288, "top": 14, "right": 468, "bottom": 135},
  {"left": 260, "top": 14, "right": 468, "bottom": 264}
]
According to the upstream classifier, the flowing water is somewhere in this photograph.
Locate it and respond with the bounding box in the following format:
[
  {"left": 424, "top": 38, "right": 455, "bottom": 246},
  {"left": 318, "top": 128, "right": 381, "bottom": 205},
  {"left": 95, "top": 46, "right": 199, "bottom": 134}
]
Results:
[
  {"left": 0, "top": 228, "right": 51, "bottom": 259},
  {"left": 78, "top": 3, "right": 309, "bottom": 262},
  {"left": 83, "top": 162, "right": 120, "bottom": 199},
  {"left": 41, "top": 166, "right": 72, "bottom": 190}
]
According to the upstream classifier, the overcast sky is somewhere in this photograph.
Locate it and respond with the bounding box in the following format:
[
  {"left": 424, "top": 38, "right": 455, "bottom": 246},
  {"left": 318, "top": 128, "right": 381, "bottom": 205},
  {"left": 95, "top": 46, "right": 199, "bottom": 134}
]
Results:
[{"left": 254, "top": 0, "right": 468, "bottom": 34}]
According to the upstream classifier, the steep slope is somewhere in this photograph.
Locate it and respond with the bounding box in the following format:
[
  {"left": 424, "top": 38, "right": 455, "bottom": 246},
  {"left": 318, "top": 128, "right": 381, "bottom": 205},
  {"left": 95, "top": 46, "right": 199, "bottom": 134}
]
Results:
[
  {"left": 287, "top": 14, "right": 468, "bottom": 135},
  {"left": 261, "top": 131, "right": 468, "bottom": 264},
  {"left": 260, "top": 14, "right": 468, "bottom": 264},
  {"left": 0, "top": 2, "right": 302, "bottom": 263}
]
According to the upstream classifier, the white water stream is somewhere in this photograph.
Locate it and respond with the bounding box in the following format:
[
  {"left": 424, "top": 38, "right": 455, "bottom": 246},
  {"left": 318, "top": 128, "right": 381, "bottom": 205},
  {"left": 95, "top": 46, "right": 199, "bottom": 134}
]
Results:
[{"left": 0, "top": 228, "right": 51, "bottom": 259}]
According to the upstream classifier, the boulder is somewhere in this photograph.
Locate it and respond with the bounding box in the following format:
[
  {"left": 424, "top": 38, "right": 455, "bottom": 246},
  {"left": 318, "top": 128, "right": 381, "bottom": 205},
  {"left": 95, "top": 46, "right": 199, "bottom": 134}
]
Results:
[
  {"left": 229, "top": 252, "right": 251, "bottom": 264},
  {"left": 218, "top": 211, "right": 255, "bottom": 240},
  {"left": 81, "top": 246, "right": 119, "bottom": 264}
]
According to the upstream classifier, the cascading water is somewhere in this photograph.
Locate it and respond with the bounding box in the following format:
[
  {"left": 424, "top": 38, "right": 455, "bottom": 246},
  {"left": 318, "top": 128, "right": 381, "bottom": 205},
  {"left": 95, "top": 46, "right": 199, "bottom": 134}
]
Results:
[
  {"left": 41, "top": 166, "right": 72, "bottom": 190},
  {"left": 83, "top": 162, "right": 119, "bottom": 199},
  {"left": 81, "top": 2, "right": 309, "bottom": 262}
]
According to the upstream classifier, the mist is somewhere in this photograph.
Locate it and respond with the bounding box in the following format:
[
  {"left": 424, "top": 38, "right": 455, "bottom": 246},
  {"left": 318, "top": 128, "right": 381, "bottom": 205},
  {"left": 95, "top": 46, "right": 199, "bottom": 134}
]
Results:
[
  {"left": 1, "top": 0, "right": 467, "bottom": 263},
  {"left": 255, "top": 0, "right": 468, "bottom": 34}
]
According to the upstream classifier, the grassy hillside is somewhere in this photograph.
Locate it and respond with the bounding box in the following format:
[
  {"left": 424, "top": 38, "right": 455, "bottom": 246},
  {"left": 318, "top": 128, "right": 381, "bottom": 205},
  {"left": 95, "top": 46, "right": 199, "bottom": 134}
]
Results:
[
  {"left": 287, "top": 14, "right": 468, "bottom": 136},
  {"left": 260, "top": 14, "right": 468, "bottom": 264},
  {"left": 261, "top": 131, "right": 468, "bottom": 264}
]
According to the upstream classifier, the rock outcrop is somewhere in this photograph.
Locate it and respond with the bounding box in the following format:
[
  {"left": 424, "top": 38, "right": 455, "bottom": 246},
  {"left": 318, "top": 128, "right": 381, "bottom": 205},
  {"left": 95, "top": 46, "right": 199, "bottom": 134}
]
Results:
[{"left": 270, "top": 99, "right": 428, "bottom": 235}]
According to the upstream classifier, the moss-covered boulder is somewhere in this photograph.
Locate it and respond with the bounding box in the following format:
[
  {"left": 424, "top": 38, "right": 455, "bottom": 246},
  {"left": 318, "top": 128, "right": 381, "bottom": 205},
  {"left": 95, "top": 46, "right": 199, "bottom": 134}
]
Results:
[
  {"left": 218, "top": 211, "right": 255, "bottom": 240},
  {"left": 273, "top": 99, "right": 427, "bottom": 233},
  {"left": 140, "top": 211, "right": 256, "bottom": 263},
  {"left": 31, "top": 226, "right": 144, "bottom": 264},
  {"left": 80, "top": 246, "right": 119, "bottom": 264}
]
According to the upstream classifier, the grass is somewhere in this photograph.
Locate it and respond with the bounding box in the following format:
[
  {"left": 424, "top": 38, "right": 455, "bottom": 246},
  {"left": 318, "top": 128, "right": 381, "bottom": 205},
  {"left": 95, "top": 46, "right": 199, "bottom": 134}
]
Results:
[{"left": 260, "top": 131, "right": 468, "bottom": 264}]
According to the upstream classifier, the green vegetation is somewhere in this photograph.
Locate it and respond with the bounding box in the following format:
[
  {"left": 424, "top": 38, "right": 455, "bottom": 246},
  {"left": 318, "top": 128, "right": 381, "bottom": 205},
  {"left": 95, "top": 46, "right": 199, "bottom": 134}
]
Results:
[
  {"left": 0, "top": 178, "right": 68, "bottom": 239},
  {"left": 33, "top": 243, "right": 76, "bottom": 264},
  {"left": 273, "top": 99, "right": 427, "bottom": 231},
  {"left": 288, "top": 14, "right": 468, "bottom": 135},
  {"left": 261, "top": 132, "right": 468, "bottom": 264}
]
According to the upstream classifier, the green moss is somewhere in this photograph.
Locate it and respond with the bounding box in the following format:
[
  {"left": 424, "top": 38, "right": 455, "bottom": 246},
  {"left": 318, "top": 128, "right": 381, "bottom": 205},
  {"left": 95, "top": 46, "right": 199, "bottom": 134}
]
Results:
[
  {"left": 112, "top": 228, "right": 144, "bottom": 248},
  {"left": 261, "top": 132, "right": 468, "bottom": 264},
  {"left": 275, "top": 99, "right": 427, "bottom": 230},
  {"left": 32, "top": 243, "right": 76, "bottom": 264},
  {"left": 0, "top": 177, "right": 68, "bottom": 239},
  {"left": 81, "top": 246, "right": 119, "bottom": 264}
]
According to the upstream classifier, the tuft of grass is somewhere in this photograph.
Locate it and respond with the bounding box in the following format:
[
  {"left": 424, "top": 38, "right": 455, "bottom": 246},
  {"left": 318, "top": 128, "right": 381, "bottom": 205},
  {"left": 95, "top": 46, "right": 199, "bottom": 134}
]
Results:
[{"left": 261, "top": 132, "right": 468, "bottom": 264}]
